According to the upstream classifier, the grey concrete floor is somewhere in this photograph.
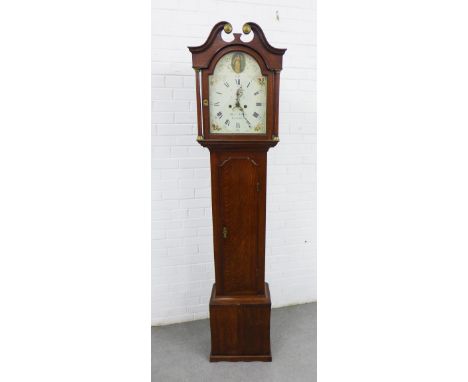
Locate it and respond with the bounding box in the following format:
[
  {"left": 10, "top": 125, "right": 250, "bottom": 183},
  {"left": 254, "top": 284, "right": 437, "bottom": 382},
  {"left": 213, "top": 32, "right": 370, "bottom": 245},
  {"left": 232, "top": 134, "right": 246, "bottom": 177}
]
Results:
[{"left": 152, "top": 302, "right": 316, "bottom": 382}]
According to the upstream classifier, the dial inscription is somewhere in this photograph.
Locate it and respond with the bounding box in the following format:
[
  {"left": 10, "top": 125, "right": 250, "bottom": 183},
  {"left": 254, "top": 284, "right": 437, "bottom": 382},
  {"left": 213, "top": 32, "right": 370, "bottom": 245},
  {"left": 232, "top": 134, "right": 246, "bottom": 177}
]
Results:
[{"left": 209, "top": 52, "right": 267, "bottom": 134}]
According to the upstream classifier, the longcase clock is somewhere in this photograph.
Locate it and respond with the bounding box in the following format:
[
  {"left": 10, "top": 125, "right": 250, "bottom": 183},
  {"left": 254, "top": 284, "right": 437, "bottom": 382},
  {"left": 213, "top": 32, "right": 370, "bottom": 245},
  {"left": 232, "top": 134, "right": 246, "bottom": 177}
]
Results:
[{"left": 188, "top": 21, "right": 286, "bottom": 362}]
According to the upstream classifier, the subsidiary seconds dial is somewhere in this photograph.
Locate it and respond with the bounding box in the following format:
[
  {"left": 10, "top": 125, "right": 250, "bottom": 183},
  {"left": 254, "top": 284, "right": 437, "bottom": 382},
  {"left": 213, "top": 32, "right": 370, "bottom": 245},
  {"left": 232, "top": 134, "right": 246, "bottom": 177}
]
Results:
[{"left": 209, "top": 51, "right": 267, "bottom": 134}]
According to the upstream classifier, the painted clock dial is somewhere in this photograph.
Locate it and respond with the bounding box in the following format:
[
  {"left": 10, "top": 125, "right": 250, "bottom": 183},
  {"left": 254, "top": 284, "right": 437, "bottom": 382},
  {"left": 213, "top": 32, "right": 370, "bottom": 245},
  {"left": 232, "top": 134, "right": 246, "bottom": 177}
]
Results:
[{"left": 209, "top": 51, "right": 267, "bottom": 134}]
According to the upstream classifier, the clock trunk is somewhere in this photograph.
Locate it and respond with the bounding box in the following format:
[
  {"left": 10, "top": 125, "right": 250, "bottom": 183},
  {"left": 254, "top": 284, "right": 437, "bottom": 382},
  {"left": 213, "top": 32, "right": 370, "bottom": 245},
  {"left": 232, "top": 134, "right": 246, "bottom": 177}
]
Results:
[{"left": 210, "top": 150, "right": 267, "bottom": 296}]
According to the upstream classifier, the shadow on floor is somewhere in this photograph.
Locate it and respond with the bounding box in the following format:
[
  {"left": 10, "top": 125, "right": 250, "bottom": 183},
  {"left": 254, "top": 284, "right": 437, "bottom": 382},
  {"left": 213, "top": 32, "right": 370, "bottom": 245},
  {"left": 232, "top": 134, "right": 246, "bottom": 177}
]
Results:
[{"left": 152, "top": 302, "right": 316, "bottom": 382}]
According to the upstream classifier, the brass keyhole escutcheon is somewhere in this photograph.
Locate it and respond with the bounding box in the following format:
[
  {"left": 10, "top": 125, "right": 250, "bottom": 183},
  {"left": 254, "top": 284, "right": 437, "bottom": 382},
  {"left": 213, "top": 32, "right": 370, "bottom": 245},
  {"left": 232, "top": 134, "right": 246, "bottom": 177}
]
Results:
[
  {"left": 222, "top": 226, "right": 228, "bottom": 239},
  {"left": 203, "top": 99, "right": 209, "bottom": 106}
]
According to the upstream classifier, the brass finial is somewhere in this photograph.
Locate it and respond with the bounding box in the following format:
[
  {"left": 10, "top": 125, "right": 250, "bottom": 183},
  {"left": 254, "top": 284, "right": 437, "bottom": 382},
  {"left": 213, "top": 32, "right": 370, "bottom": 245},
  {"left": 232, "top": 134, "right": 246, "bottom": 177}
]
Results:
[
  {"left": 223, "top": 23, "right": 233, "bottom": 34},
  {"left": 242, "top": 23, "right": 251, "bottom": 34},
  {"left": 196, "top": 135, "right": 204, "bottom": 141},
  {"left": 272, "top": 135, "right": 280, "bottom": 142}
]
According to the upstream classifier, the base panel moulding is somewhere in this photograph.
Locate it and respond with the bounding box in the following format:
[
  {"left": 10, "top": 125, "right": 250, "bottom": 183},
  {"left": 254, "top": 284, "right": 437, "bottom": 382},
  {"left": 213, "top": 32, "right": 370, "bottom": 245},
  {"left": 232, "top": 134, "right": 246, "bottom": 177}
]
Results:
[
  {"left": 209, "top": 354, "right": 272, "bottom": 362},
  {"left": 209, "top": 283, "right": 272, "bottom": 362}
]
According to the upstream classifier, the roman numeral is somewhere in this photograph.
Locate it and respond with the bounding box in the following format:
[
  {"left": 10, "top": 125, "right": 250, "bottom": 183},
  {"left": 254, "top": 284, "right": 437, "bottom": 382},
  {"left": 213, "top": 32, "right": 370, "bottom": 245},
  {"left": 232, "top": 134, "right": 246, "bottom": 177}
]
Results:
[
  {"left": 254, "top": 91, "right": 260, "bottom": 96},
  {"left": 236, "top": 122, "right": 240, "bottom": 129},
  {"left": 214, "top": 102, "right": 220, "bottom": 106},
  {"left": 224, "top": 81, "right": 230, "bottom": 87},
  {"left": 253, "top": 112, "right": 259, "bottom": 118},
  {"left": 216, "top": 91, "right": 222, "bottom": 95},
  {"left": 235, "top": 78, "right": 240, "bottom": 85},
  {"left": 224, "top": 119, "right": 230, "bottom": 126},
  {"left": 256, "top": 102, "right": 262, "bottom": 106},
  {"left": 217, "top": 111, "right": 223, "bottom": 118},
  {"left": 247, "top": 81, "right": 251, "bottom": 88}
]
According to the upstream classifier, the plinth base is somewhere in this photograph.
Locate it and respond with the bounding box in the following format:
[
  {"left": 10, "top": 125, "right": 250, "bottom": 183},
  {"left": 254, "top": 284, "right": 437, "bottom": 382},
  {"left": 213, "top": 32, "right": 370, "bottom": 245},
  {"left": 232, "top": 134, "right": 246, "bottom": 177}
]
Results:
[
  {"left": 210, "top": 354, "right": 272, "bottom": 362},
  {"left": 209, "top": 283, "right": 272, "bottom": 362}
]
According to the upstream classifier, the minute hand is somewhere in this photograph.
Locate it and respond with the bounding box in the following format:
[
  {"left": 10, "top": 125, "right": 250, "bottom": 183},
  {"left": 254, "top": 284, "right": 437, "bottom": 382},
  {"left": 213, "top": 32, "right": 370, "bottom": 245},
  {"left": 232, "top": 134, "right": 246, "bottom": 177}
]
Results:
[{"left": 239, "top": 105, "right": 252, "bottom": 128}]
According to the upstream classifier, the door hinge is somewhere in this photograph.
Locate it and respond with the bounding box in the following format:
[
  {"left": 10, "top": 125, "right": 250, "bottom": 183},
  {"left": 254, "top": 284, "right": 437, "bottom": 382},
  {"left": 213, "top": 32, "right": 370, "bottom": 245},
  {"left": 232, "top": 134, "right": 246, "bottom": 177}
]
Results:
[
  {"left": 222, "top": 226, "right": 228, "bottom": 239},
  {"left": 256, "top": 182, "right": 260, "bottom": 192}
]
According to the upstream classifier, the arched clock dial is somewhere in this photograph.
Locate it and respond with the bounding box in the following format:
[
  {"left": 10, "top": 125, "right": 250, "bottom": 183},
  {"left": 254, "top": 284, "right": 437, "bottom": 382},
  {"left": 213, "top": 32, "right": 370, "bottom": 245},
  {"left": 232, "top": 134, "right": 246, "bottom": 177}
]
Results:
[{"left": 208, "top": 51, "right": 267, "bottom": 134}]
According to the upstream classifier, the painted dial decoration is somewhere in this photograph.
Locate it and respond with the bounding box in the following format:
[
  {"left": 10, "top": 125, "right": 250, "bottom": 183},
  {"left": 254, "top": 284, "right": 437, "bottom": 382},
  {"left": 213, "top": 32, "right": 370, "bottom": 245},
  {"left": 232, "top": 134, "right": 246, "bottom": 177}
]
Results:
[{"left": 209, "top": 51, "right": 267, "bottom": 134}]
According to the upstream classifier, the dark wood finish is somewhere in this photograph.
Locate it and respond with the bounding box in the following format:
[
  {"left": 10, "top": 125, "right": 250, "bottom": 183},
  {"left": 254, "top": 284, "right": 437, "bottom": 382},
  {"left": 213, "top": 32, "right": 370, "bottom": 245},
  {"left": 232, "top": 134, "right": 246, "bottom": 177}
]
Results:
[
  {"left": 188, "top": 22, "right": 285, "bottom": 362},
  {"left": 210, "top": 149, "right": 267, "bottom": 296},
  {"left": 210, "top": 355, "right": 272, "bottom": 362},
  {"left": 209, "top": 283, "right": 272, "bottom": 362},
  {"left": 189, "top": 22, "right": 285, "bottom": 71}
]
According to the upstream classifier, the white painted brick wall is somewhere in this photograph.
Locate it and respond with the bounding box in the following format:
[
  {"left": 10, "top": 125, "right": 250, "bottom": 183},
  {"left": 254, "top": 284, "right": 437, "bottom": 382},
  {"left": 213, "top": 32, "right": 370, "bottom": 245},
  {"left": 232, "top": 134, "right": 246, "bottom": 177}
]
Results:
[{"left": 152, "top": 0, "right": 316, "bottom": 325}]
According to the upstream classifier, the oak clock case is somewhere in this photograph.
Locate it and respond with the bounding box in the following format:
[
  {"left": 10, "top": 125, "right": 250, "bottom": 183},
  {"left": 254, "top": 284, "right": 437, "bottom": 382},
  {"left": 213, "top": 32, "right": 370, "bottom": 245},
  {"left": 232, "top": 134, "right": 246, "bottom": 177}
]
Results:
[{"left": 188, "top": 22, "right": 285, "bottom": 362}]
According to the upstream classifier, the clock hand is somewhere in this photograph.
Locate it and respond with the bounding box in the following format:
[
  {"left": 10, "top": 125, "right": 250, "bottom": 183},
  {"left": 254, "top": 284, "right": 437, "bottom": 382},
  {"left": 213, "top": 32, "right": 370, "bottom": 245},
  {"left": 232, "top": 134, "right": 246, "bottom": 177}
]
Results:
[
  {"left": 231, "top": 85, "right": 251, "bottom": 127},
  {"left": 238, "top": 104, "right": 252, "bottom": 128},
  {"left": 234, "top": 86, "right": 243, "bottom": 108}
]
